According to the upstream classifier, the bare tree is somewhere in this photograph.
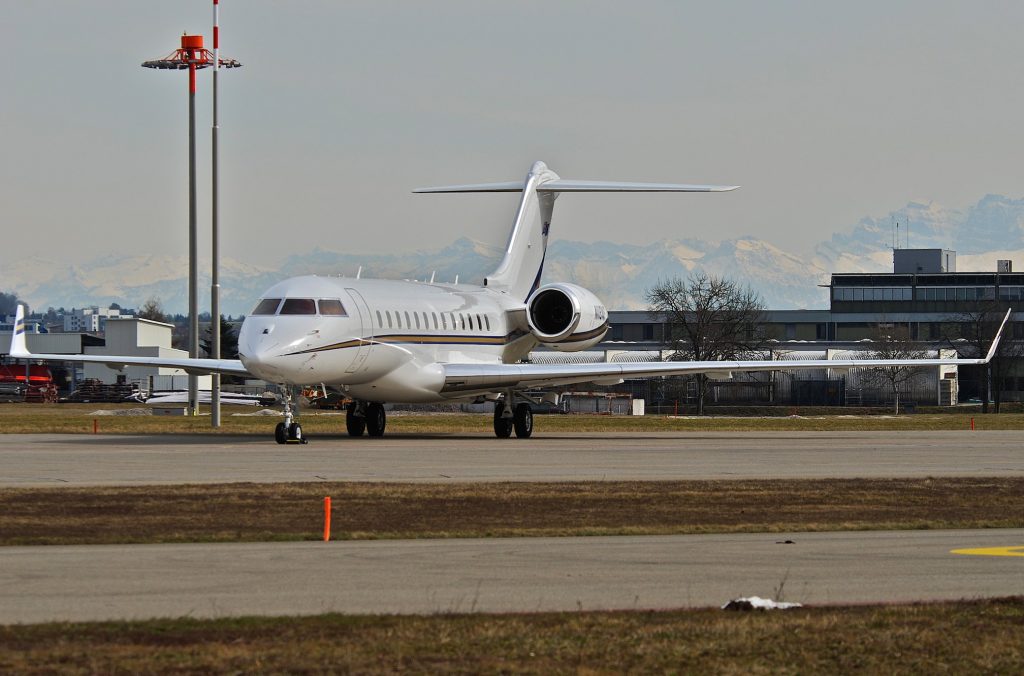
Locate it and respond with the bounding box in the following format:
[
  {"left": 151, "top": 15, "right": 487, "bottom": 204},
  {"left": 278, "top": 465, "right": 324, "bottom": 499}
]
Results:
[
  {"left": 646, "top": 273, "right": 767, "bottom": 415},
  {"left": 860, "top": 325, "right": 930, "bottom": 414},
  {"left": 137, "top": 298, "right": 167, "bottom": 323}
]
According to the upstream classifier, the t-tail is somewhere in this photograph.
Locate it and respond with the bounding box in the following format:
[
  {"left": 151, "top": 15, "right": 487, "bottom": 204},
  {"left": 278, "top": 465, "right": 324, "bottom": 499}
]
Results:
[{"left": 415, "top": 161, "right": 738, "bottom": 301}]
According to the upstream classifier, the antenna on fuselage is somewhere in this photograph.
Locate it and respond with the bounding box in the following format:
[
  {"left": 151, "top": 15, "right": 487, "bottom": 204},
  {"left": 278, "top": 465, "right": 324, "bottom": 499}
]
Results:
[
  {"left": 430, "top": 271, "right": 436, "bottom": 283},
  {"left": 454, "top": 274, "right": 459, "bottom": 284},
  {"left": 356, "top": 266, "right": 362, "bottom": 279}
]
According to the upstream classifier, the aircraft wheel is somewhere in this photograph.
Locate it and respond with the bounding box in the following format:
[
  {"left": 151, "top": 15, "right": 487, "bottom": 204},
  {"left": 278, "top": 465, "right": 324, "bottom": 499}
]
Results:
[
  {"left": 274, "top": 422, "right": 288, "bottom": 445},
  {"left": 289, "top": 422, "right": 306, "bottom": 444},
  {"left": 366, "top": 403, "right": 386, "bottom": 437},
  {"left": 346, "top": 404, "right": 366, "bottom": 437},
  {"left": 513, "top": 403, "right": 533, "bottom": 438},
  {"left": 493, "top": 403, "right": 513, "bottom": 438}
]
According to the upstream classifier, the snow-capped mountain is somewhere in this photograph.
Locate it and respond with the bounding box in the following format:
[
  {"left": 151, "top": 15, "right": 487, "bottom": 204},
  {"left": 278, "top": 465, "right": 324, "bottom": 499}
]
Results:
[{"left": 8, "top": 193, "right": 1024, "bottom": 315}]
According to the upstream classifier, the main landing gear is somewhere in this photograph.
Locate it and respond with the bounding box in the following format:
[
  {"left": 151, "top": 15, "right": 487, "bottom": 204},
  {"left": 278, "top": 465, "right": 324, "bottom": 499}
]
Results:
[
  {"left": 346, "top": 401, "right": 386, "bottom": 437},
  {"left": 274, "top": 387, "right": 307, "bottom": 445},
  {"left": 493, "top": 395, "right": 533, "bottom": 439}
]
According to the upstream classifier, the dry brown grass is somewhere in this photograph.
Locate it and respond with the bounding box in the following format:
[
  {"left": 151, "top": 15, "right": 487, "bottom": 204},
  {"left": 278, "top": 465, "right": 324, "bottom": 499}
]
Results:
[
  {"left": 2, "top": 478, "right": 1022, "bottom": 546},
  {"left": 1, "top": 598, "right": 1022, "bottom": 673},
  {"left": 0, "top": 402, "right": 1023, "bottom": 433}
]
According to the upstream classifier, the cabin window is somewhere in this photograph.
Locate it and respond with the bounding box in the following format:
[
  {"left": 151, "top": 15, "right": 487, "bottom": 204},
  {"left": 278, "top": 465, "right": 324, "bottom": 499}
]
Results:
[
  {"left": 475, "top": 314, "right": 483, "bottom": 331},
  {"left": 396, "top": 311, "right": 402, "bottom": 329},
  {"left": 484, "top": 315, "right": 491, "bottom": 331},
  {"left": 280, "top": 298, "right": 316, "bottom": 315},
  {"left": 386, "top": 311, "right": 393, "bottom": 329},
  {"left": 404, "top": 311, "right": 411, "bottom": 329},
  {"left": 440, "top": 313, "right": 447, "bottom": 330},
  {"left": 432, "top": 312, "right": 439, "bottom": 330},
  {"left": 375, "top": 310, "right": 383, "bottom": 327},
  {"left": 423, "top": 312, "right": 430, "bottom": 330},
  {"left": 252, "top": 298, "right": 282, "bottom": 316},
  {"left": 318, "top": 299, "right": 346, "bottom": 316},
  {"left": 413, "top": 312, "right": 420, "bottom": 329},
  {"left": 458, "top": 313, "right": 465, "bottom": 330}
]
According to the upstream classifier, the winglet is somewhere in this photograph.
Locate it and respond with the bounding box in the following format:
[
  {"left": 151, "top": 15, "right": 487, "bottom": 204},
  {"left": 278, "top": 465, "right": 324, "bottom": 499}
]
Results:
[
  {"left": 10, "top": 304, "right": 29, "bottom": 358},
  {"left": 984, "top": 308, "right": 1013, "bottom": 362}
]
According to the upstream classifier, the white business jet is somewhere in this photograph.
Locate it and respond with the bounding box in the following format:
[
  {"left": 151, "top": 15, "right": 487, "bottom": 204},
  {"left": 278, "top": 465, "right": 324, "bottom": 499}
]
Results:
[{"left": 9, "top": 161, "right": 1010, "bottom": 443}]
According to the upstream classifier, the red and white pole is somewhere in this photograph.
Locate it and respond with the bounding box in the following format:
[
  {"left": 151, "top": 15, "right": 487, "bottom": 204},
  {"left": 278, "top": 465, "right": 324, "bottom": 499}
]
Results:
[
  {"left": 213, "top": 0, "right": 220, "bottom": 69},
  {"left": 211, "top": 0, "right": 222, "bottom": 427}
]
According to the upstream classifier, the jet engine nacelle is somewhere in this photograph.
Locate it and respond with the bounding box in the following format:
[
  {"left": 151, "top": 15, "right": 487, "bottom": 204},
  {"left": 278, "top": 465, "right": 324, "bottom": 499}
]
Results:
[{"left": 526, "top": 283, "right": 609, "bottom": 352}]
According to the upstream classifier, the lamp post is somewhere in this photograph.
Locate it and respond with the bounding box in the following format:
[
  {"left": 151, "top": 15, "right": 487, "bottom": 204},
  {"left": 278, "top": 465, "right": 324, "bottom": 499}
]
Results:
[
  {"left": 142, "top": 35, "right": 239, "bottom": 418},
  {"left": 212, "top": 1, "right": 221, "bottom": 427}
]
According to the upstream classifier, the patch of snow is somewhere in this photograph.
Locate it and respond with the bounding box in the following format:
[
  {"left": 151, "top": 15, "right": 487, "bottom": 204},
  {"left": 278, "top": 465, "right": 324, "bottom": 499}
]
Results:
[{"left": 722, "top": 596, "right": 803, "bottom": 611}]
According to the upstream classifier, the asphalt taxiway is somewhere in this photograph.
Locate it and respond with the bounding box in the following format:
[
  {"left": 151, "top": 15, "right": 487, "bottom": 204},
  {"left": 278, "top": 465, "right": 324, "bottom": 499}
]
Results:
[
  {"left": 1, "top": 430, "right": 1022, "bottom": 486},
  {"left": 1, "top": 529, "right": 1021, "bottom": 624}
]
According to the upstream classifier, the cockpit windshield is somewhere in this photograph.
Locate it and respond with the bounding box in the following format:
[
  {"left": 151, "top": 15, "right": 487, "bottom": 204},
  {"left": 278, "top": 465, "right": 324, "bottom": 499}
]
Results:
[
  {"left": 251, "top": 297, "right": 347, "bottom": 316},
  {"left": 280, "top": 298, "right": 317, "bottom": 315},
  {"left": 251, "top": 298, "right": 282, "bottom": 315},
  {"left": 318, "top": 299, "right": 347, "bottom": 316}
]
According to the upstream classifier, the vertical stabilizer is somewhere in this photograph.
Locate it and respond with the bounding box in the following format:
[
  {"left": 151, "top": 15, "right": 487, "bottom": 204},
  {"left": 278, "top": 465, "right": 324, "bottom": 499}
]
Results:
[
  {"left": 10, "top": 304, "right": 29, "bottom": 357},
  {"left": 484, "top": 161, "right": 559, "bottom": 300}
]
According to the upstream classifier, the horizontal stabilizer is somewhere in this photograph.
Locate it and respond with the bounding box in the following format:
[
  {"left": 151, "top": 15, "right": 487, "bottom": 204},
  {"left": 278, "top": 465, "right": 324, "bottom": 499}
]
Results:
[
  {"left": 414, "top": 181, "right": 527, "bottom": 193},
  {"left": 414, "top": 180, "right": 738, "bottom": 193}
]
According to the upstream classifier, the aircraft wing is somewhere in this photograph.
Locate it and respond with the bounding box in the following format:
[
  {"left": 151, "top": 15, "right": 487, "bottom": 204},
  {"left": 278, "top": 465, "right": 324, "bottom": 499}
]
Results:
[
  {"left": 442, "top": 310, "right": 1011, "bottom": 394},
  {"left": 7, "top": 305, "right": 250, "bottom": 377}
]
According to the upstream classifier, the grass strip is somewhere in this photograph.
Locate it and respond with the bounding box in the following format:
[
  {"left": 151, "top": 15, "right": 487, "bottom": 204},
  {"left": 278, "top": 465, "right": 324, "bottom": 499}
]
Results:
[
  {"left": 2, "top": 404, "right": 1024, "bottom": 434},
  {"left": 2, "top": 478, "right": 1022, "bottom": 546},
  {"left": 1, "top": 598, "right": 1022, "bottom": 673}
]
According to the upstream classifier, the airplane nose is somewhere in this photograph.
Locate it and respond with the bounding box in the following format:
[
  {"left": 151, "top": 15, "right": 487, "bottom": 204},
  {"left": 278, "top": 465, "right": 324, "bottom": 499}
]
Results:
[{"left": 238, "top": 322, "right": 283, "bottom": 380}]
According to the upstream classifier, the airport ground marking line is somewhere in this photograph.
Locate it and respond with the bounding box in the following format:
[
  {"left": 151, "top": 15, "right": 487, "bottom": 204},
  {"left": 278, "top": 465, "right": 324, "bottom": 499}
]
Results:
[{"left": 950, "top": 546, "right": 1024, "bottom": 557}]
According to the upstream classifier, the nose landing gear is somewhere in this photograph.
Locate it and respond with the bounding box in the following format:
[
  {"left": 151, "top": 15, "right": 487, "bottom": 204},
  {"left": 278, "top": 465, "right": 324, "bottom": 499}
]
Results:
[{"left": 274, "top": 386, "right": 307, "bottom": 444}]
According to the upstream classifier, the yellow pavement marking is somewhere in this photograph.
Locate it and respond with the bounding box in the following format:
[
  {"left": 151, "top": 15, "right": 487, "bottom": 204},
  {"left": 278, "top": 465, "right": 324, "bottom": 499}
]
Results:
[{"left": 951, "top": 546, "right": 1024, "bottom": 557}]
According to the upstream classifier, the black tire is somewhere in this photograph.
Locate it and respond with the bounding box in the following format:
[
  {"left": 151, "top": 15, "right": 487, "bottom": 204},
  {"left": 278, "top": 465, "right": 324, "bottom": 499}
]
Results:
[
  {"left": 346, "top": 404, "right": 366, "bottom": 436},
  {"left": 366, "top": 402, "right": 386, "bottom": 437},
  {"left": 289, "top": 422, "right": 303, "bottom": 442},
  {"left": 493, "top": 402, "right": 513, "bottom": 438},
  {"left": 513, "top": 403, "right": 533, "bottom": 438},
  {"left": 274, "top": 422, "right": 288, "bottom": 444}
]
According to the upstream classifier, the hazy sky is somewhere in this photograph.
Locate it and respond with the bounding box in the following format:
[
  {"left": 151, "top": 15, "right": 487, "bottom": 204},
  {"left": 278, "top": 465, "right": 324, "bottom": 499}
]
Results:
[{"left": 4, "top": 1, "right": 1024, "bottom": 270}]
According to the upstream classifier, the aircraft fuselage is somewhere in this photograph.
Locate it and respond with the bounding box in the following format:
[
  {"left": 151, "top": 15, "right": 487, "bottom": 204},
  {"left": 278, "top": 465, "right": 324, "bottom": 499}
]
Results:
[{"left": 237, "top": 275, "right": 535, "bottom": 402}]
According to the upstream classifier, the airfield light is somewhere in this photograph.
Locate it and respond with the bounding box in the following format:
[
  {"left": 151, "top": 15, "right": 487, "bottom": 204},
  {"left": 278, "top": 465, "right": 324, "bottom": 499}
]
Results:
[{"left": 142, "top": 34, "right": 240, "bottom": 419}]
